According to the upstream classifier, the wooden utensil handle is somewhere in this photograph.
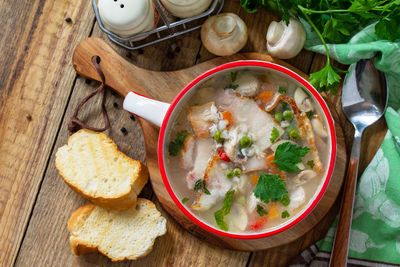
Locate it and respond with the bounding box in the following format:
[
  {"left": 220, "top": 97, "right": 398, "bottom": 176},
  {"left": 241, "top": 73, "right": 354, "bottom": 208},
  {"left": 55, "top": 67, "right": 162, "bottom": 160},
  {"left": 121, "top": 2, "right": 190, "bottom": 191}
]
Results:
[
  {"left": 329, "top": 157, "right": 358, "bottom": 266},
  {"left": 72, "top": 38, "right": 150, "bottom": 98}
]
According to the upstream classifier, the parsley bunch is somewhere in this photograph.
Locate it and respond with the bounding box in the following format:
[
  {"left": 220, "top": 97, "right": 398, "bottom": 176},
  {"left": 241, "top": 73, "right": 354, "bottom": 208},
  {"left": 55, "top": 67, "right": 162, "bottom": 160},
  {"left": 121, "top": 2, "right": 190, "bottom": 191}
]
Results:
[{"left": 240, "top": 0, "right": 400, "bottom": 94}]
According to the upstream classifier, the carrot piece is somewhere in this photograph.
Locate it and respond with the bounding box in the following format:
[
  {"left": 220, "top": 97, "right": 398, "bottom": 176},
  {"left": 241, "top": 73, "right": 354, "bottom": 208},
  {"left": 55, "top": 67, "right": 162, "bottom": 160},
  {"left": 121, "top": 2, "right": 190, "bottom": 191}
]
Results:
[
  {"left": 250, "top": 216, "right": 267, "bottom": 230},
  {"left": 257, "top": 91, "right": 274, "bottom": 104},
  {"left": 269, "top": 203, "right": 278, "bottom": 219},
  {"left": 221, "top": 110, "right": 233, "bottom": 125},
  {"left": 266, "top": 154, "right": 276, "bottom": 168},
  {"left": 250, "top": 175, "right": 259, "bottom": 186}
]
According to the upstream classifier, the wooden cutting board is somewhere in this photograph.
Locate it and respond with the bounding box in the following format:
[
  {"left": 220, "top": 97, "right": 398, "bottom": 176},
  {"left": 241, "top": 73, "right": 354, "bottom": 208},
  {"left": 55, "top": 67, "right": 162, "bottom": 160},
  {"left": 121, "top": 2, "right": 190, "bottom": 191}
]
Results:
[{"left": 72, "top": 37, "right": 346, "bottom": 251}]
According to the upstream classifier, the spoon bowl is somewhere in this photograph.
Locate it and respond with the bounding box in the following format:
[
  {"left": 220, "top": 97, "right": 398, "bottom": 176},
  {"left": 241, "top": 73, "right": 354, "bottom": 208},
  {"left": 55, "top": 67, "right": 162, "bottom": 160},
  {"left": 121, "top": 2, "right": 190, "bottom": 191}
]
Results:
[
  {"left": 330, "top": 58, "right": 388, "bottom": 266},
  {"left": 342, "top": 59, "right": 388, "bottom": 130}
]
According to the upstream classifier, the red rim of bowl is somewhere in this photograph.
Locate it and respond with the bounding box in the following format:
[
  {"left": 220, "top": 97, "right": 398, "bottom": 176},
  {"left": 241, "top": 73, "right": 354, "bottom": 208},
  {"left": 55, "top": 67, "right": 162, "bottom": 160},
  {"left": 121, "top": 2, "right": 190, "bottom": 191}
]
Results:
[{"left": 158, "top": 60, "right": 337, "bottom": 239}]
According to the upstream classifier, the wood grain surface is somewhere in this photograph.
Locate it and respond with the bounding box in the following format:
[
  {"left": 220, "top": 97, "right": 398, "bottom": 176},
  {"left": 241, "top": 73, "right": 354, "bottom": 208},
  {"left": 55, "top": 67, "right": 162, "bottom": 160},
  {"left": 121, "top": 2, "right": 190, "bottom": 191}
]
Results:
[
  {"left": 0, "top": 0, "right": 95, "bottom": 265},
  {"left": 0, "top": 0, "right": 388, "bottom": 266}
]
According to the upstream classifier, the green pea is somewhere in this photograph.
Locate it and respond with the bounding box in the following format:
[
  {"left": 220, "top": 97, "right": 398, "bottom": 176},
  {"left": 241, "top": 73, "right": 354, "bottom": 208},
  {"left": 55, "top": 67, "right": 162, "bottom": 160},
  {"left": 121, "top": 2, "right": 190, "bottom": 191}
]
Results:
[
  {"left": 274, "top": 113, "right": 283, "bottom": 122},
  {"left": 286, "top": 125, "right": 295, "bottom": 133},
  {"left": 289, "top": 129, "right": 300, "bottom": 140},
  {"left": 213, "top": 131, "right": 224, "bottom": 143},
  {"left": 226, "top": 170, "right": 235, "bottom": 179},
  {"left": 233, "top": 168, "right": 242, "bottom": 177},
  {"left": 283, "top": 110, "right": 293, "bottom": 121},
  {"left": 240, "top": 136, "right": 251, "bottom": 148}
]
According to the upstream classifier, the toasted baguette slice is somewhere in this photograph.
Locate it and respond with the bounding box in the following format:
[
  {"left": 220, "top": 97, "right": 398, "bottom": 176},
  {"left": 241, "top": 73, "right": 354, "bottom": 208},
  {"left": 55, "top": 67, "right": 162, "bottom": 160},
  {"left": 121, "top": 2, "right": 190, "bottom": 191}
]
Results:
[
  {"left": 56, "top": 129, "right": 148, "bottom": 210},
  {"left": 68, "top": 199, "right": 167, "bottom": 261}
]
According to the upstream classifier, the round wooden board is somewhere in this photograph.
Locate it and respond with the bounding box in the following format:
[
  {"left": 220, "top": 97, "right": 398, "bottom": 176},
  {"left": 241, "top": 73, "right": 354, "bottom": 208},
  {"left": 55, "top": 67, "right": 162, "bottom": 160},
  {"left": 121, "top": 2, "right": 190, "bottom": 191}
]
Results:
[{"left": 73, "top": 38, "right": 347, "bottom": 251}]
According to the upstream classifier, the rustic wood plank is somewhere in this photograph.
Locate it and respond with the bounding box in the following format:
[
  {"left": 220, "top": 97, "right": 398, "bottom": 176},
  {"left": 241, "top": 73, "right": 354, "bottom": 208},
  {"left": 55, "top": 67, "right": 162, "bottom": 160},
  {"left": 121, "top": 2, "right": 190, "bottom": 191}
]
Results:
[
  {"left": 14, "top": 1, "right": 355, "bottom": 266},
  {"left": 14, "top": 76, "right": 151, "bottom": 267},
  {"left": 16, "top": 23, "right": 249, "bottom": 266},
  {"left": 0, "top": 1, "right": 95, "bottom": 265}
]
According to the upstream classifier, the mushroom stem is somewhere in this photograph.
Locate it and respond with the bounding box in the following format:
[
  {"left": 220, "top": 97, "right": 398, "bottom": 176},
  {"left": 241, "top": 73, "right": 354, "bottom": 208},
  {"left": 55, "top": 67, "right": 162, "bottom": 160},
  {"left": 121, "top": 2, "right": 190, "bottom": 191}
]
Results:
[
  {"left": 266, "top": 21, "right": 284, "bottom": 46},
  {"left": 266, "top": 18, "right": 306, "bottom": 59},
  {"left": 213, "top": 15, "right": 236, "bottom": 39},
  {"left": 201, "top": 13, "right": 248, "bottom": 56}
]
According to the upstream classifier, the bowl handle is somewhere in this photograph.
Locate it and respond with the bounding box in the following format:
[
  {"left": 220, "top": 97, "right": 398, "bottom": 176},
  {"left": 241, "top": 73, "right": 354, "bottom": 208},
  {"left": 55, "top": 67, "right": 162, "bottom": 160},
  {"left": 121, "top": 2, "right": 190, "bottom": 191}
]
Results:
[{"left": 123, "top": 92, "right": 170, "bottom": 127}]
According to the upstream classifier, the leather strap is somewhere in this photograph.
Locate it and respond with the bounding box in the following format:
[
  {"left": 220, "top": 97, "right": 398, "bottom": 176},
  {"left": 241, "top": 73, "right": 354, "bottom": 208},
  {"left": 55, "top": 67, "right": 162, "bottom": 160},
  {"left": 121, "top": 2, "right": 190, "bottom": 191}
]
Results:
[{"left": 68, "top": 56, "right": 110, "bottom": 134}]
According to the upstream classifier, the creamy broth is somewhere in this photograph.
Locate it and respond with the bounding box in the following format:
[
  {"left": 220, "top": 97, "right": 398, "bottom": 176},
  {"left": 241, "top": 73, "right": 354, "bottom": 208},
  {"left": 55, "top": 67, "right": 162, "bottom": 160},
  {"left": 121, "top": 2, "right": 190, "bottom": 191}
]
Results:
[{"left": 164, "top": 68, "right": 330, "bottom": 234}]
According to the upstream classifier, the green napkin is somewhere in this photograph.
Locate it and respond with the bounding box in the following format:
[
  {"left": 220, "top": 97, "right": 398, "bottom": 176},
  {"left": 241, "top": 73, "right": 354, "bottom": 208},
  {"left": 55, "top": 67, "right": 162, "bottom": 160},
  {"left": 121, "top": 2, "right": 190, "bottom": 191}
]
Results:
[{"left": 301, "top": 21, "right": 400, "bottom": 264}]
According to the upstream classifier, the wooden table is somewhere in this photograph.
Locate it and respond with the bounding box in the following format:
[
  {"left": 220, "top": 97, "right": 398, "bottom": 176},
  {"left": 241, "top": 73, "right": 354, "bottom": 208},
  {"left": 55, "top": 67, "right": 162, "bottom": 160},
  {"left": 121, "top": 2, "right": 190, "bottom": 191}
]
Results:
[{"left": 0, "top": 1, "right": 387, "bottom": 266}]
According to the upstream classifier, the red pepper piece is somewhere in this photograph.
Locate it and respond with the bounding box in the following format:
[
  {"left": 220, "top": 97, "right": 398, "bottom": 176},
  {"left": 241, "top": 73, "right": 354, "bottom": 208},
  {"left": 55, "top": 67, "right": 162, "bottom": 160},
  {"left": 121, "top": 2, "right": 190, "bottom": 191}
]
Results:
[
  {"left": 250, "top": 216, "right": 267, "bottom": 230},
  {"left": 218, "top": 150, "right": 230, "bottom": 162}
]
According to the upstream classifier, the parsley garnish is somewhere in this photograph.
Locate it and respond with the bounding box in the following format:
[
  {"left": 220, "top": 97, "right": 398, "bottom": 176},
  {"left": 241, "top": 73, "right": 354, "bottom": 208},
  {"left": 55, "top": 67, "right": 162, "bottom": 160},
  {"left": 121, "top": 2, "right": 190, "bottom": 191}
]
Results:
[
  {"left": 224, "top": 84, "right": 239, "bottom": 90},
  {"left": 307, "top": 160, "right": 315, "bottom": 169},
  {"left": 309, "top": 63, "right": 344, "bottom": 95},
  {"left": 182, "top": 197, "right": 189, "bottom": 204},
  {"left": 203, "top": 180, "right": 211, "bottom": 195},
  {"left": 254, "top": 174, "right": 288, "bottom": 204},
  {"left": 214, "top": 190, "right": 235, "bottom": 231},
  {"left": 230, "top": 71, "right": 239, "bottom": 82},
  {"left": 280, "top": 194, "right": 290, "bottom": 206},
  {"left": 306, "top": 111, "right": 314, "bottom": 119},
  {"left": 256, "top": 205, "right": 268, "bottom": 216},
  {"left": 194, "top": 179, "right": 211, "bottom": 195},
  {"left": 278, "top": 87, "right": 287, "bottom": 94},
  {"left": 272, "top": 142, "right": 310, "bottom": 173},
  {"left": 168, "top": 131, "right": 189, "bottom": 156},
  {"left": 241, "top": 0, "right": 400, "bottom": 94},
  {"left": 281, "top": 102, "right": 288, "bottom": 111},
  {"left": 281, "top": 210, "right": 290, "bottom": 219},
  {"left": 194, "top": 179, "right": 202, "bottom": 191},
  {"left": 270, "top": 127, "right": 280, "bottom": 143}
]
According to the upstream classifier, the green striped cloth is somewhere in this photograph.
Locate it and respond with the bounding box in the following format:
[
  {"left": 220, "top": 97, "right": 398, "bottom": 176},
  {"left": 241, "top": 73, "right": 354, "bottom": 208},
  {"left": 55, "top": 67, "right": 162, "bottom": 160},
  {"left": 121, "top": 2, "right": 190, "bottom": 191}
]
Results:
[{"left": 300, "top": 21, "right": 400, "bottom": 265}]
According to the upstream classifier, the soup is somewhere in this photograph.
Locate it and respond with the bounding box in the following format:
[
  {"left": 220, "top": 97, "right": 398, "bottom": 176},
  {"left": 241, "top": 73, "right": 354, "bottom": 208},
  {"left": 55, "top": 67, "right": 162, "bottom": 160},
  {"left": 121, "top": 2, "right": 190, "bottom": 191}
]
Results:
[{"left": 165, "top": 68, "right": 330, "bottom": 234}]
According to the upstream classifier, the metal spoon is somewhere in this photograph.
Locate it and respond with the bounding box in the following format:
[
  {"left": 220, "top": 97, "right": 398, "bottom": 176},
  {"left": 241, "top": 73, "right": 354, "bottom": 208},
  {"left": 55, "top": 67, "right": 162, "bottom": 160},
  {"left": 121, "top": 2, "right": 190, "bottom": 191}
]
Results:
[{"left": 329, "top": 59, "right": 388, "bottom": 266}]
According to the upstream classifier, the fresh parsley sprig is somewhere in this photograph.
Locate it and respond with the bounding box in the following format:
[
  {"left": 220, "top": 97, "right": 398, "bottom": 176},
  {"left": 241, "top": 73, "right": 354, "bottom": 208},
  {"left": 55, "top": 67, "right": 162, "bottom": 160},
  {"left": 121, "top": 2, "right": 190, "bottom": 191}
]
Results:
[
  {"left": 298, "top": 5, "right": 347, "bottom": 94},
  {"left": 253, "top": 173, "right": 288, "bottom": 204},
  {"left": 240, "top": 0, "right": 400, "bottom": 94},
  {"left": 168, "top": 131, "right": 189, "bottom": 156},
  {"left": 194, "top": 179, "right": 211, "bottom": 195},
  {"left": 214, "top": 190, "right": 235, "bottom": 231},
  {"left": 256, "top": 205, "right": 268, "bottom": 216},
  {"left": 272, "top": 142, "right": 310, "bottom": 172}
]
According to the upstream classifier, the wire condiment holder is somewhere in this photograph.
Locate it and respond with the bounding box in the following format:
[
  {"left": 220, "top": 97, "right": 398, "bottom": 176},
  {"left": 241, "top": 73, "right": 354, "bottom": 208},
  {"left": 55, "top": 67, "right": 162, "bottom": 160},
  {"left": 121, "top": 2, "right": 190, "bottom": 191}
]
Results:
[{"left": 92, "top": 0, "right": 224, "bottom": 50}]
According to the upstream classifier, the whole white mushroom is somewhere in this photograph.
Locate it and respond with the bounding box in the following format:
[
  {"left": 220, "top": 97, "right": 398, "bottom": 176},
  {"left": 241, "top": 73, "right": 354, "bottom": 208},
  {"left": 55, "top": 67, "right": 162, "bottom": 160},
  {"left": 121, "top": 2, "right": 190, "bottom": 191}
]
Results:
[
  {"left": 201, "top": 13, "right": 248, "bottom": 56},
  {"left": 266, "top": 18, "right": 306, "bottom": 59}
]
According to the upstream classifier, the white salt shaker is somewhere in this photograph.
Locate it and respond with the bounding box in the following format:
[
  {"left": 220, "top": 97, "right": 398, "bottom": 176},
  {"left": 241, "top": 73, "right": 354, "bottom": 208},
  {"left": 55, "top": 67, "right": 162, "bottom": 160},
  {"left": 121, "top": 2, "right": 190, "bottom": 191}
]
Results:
[
  {"left": 98, "top": 0, "right": 159, "bottom": 39},
  {"left": 160, "top": 0, "right": 213, "bottom": 18}
]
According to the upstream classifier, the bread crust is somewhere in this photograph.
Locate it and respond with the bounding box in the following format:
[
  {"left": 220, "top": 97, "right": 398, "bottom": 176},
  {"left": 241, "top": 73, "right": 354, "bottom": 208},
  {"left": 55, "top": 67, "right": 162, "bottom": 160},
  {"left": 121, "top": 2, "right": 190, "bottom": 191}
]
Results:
[
  {"left": 56, "top": 129, "right": 149, "bottom": 210},
  {"left": 68, "top": 199, "right": 166, "bottom": 261}
]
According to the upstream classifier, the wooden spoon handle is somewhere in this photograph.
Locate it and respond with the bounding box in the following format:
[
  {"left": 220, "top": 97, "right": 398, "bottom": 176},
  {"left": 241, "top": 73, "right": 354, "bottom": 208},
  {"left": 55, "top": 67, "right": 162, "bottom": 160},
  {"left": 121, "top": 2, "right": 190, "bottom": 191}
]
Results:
[{"left": 329, "top": 157, "right": 359, "bottom": 266}]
